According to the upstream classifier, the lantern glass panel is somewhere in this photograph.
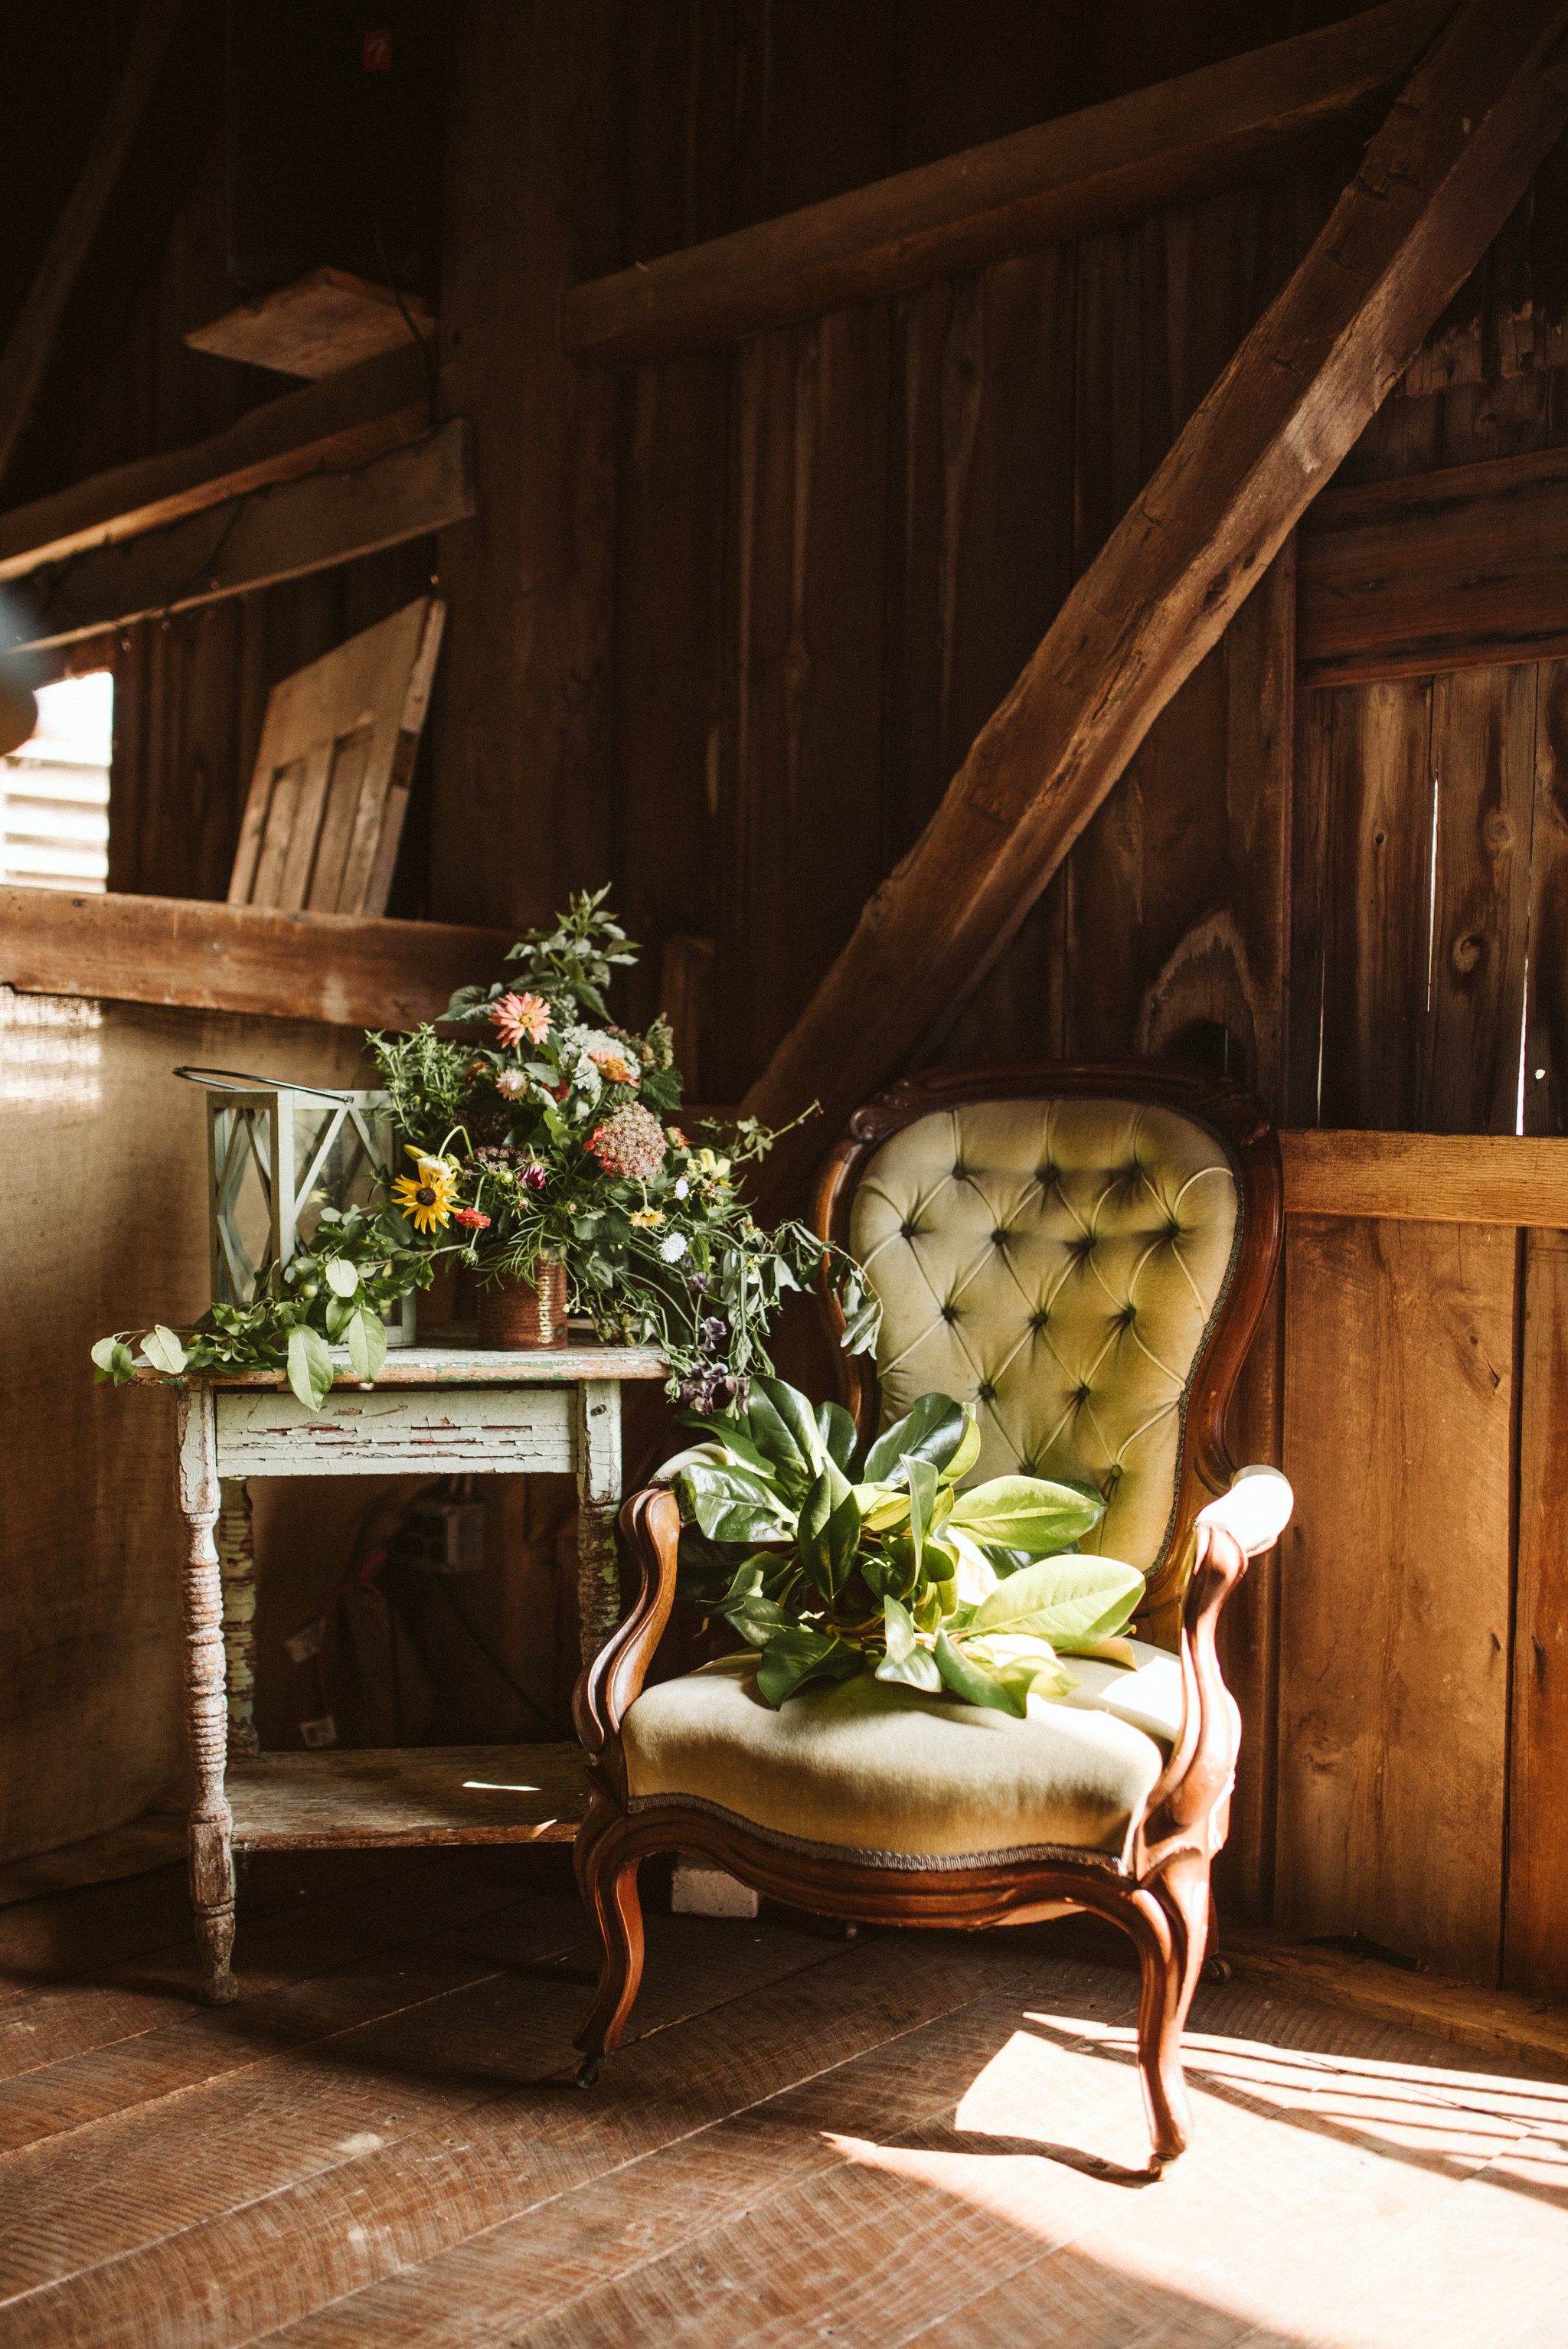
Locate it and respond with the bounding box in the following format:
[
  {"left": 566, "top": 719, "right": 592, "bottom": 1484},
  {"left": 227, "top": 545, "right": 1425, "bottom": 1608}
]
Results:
[
  {"left": 203, "top": 1083, "right": 396, "bottom": 1308},
  {"left": 291, "top": 1098, "right": 392, "bottom": 1247}
]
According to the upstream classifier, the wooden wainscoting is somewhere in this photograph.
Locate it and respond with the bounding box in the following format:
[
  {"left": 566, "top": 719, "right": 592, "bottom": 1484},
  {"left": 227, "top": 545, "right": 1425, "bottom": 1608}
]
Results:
[{"left": 1270, "top": 1130, "right": 1568, "bottom": 1998}]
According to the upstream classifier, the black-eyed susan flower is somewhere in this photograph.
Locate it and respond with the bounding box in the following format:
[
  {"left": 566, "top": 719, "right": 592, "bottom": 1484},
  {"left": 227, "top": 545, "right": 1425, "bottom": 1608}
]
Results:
[{"left": 393, "top": 1153, "right": 457, "bottom": 1233}]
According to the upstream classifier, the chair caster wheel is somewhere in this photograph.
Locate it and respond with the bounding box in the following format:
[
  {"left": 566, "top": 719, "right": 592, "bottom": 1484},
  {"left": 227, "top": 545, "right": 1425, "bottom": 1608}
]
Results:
[
  {"left": 575, "top": 2055, "right": 603, "bottom": 2088},
  {"left": 1200, "top": 1956, "right": 1232, "bottom": 1985}
]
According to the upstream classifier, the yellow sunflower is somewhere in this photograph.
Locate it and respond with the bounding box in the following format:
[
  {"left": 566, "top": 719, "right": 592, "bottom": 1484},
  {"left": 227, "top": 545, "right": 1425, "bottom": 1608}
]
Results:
[{"left": 393, "top": 1155, "right": 458, "bottom": 1233}]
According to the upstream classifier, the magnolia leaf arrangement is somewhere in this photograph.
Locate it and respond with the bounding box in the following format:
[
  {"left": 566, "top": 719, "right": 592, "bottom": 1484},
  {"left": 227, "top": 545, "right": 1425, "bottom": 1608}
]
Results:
[{"left": 671, "top": 1377, "right": 1145, "bottom": 1714}]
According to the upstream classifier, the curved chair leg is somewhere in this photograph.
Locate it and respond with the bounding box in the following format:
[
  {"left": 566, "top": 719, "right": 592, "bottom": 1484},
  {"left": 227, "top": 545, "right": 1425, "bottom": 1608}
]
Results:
[
  {"left": 573, "top": 1808, "right": 645, "bottom": 2082},
  {"left": 1132, "top": 1851, "right": 1213, "bottom": 2169}
]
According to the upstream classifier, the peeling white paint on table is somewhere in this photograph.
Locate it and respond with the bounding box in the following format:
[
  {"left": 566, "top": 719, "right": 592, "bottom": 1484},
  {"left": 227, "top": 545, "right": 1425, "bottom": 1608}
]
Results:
[{"left": 155, "top": 1340, "right": 667, "bottom": 2003}]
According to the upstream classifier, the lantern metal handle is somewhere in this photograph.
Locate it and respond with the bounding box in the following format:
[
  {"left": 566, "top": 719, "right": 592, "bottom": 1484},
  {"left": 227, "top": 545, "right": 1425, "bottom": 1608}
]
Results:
[{"left": 172, "top": 1064, "right": 364, "bottom": 1105}]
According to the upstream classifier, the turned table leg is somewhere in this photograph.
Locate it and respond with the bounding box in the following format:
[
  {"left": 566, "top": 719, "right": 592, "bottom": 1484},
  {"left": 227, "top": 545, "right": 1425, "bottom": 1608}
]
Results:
[
  {"left": 574, "top": 1379, "right": 623, "bottom": 1667},
  {"left": 175, "top": 1387, "right": 237, "bottom": 2004},
  {"left": 217, "top": 1477, "right": 259, "bottom": 1761}
]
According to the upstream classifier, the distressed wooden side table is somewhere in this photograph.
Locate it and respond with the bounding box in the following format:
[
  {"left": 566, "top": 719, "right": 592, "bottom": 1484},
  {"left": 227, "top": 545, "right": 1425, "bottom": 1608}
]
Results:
[{"left": 158, "top": 1341, "right": 667, "bottom": 2002}]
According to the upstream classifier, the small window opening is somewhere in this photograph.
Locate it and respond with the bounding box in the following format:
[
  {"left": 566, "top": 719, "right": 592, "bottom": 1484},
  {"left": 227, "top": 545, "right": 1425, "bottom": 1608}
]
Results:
[{"left": 0, "top": 671, "right": 113, "bottom": 890}]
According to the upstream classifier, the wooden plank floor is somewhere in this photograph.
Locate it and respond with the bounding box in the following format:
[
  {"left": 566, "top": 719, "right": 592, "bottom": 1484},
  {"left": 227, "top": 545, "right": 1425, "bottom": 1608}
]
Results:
[{"left": 1, "top": 1847, "right": 1565, "bottom": 2347}]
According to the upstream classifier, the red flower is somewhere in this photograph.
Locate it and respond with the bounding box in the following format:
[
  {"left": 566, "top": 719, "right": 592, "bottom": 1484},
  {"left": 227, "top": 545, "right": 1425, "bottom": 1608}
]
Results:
[{"left": 452, "top": 1208, "right": 491, "bottom": 1230}]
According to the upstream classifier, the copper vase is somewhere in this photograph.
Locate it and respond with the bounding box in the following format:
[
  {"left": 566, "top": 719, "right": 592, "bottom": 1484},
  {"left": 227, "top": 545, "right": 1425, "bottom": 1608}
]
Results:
[{"left": 477, "top": 1260, "right": 570, "bottom": 1350}]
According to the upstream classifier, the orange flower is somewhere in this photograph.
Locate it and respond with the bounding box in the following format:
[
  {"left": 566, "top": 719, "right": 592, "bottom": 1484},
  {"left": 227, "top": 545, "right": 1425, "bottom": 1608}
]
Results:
[
  {"left": 589, "top": 1047, "right": 639, "bottom": 1087},
  {"left": 490, "top": 991, "right": 550, "bottom": 1049}
]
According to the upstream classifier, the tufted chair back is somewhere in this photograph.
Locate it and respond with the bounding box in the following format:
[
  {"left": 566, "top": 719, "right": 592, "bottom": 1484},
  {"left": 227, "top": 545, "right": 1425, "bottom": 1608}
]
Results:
[{"left": 816, "top": 1069, "right": 1276, "bottom": 1609}]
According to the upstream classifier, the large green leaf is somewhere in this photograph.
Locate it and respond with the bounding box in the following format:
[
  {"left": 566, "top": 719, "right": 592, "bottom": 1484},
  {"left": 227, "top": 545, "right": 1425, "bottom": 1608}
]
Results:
[
  {"left": 675, "top": 1461, "right": 794, "bottom": 1543},
  {"left": 876, "top": 1596, "right": 942, "bottom": 1693},
  {"left": 963, "top": 1632, "right": 1077, "bottom": 1699},
  {"left": 941, "top": 1411, "right": 982, "bottom": 1485},
  {"left": 747, "top": 1378, "right": 824, "bottom": 1487},
  {"left": 903, "top": 1454, "right": 938, "bottom": 1580},
  {"left": 286, "top": 1326, "right": 335, "bottom": 1413},
  {"left": 933, "top": 1630, "right": 1030, "bottom": 1716},
  {"left": 968, "top": 1552, "right": 1142, "bottom": 1646},
  {"left": 948, "top": 1475, "right": 1105, "bottom": 1553},
  {"left": 727, "top": 1595, "right": 793, "bottom": 1648},
  {"left": 681, "top": 1410, "right": 773, "bottom": 1475},
  {"left": 864, "top": 1394, "right": 969, "bottom": 1484},
  {"left": 346, "top": 1305, "right": 387, "bottom": 1384},
  {"left": 797, "top": 1458, "right": 861, "bottom": 1599},
  {"left": 323, "top": 1258, "right": 360, "bottom": 1299},
  {"left": 854, "top": 1482, "right": 913, "bottom": 1534},
  {"left": 816, "top": 1399, "right": 859, "bottom": 1473},
  {"left": 756, "top": 1627, "right": 860, "bottom": 1709}
]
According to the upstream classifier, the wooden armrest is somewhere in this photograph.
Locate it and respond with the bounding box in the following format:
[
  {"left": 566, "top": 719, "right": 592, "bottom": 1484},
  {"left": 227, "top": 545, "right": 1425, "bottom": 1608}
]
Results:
[
  {"left": 572, "top": 1486, "right": 681, "bottom": 1769},
  {"left": 1133, "top": 1487, "right": 1281, "bottom": 1877},
  {"left": 1196, "top": 1465, "right": 1293, "bottom": 1557}
]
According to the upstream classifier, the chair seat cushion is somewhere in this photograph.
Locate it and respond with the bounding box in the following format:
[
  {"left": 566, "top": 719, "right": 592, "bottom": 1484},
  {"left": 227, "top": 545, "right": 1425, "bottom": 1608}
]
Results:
[{"left": 622, "top": 1639, "right": 1182, "bottom": 1868}]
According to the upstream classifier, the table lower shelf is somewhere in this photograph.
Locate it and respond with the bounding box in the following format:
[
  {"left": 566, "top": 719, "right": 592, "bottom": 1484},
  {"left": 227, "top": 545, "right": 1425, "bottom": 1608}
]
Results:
[{"left": 226, "top": 1742, "right": 590, "bottom": 1851}]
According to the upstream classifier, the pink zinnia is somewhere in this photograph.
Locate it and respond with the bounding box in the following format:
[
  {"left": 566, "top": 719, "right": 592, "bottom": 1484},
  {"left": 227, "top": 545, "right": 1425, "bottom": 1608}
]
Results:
[
  {"left": 587, "top": 1103, "right": 667, "bottom": 1181},
  {"left": 490, "top": 991, "right": 550, "bottom": 1049}
]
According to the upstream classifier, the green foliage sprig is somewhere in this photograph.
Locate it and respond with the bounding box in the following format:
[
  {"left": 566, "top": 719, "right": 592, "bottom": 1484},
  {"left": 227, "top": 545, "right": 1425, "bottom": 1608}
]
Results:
[
  {"left": 92, "top": 1206, "right": 437, "bottom": 1413},
  {"left": 671, "top": 1377, "right": 1144, "bottom": 1713}
]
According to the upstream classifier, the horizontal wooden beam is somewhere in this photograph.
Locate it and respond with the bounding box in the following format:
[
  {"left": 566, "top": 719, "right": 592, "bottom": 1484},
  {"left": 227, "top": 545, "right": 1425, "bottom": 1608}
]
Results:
[
  {"left": 1280, "top": 1128, "right": 1568, "bottom": 1225},
  {"left": 6, "top": 419, "right": 472, "bottom": 651},
  {"left": 1298, "top": 443, "right": 1568, "bottom": 684},
  {"left": 0, "top": 344, "right": 427, "bottom": 584},
  {"left": 696, "top": 1104, "right": 1568, "bottom": 1229},
  {"left": 0, "top": 887, "right": 511, "bottom": 1031},
  {"left": 562, "top": 0, "right": 1443, "bottom": 365}
]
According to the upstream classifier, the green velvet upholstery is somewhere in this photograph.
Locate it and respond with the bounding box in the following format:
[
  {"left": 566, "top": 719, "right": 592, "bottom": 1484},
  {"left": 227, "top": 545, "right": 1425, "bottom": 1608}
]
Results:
[
  {"left": 622, "top": 1639, "right": 1181, "bottom": 1867},
  {"left": 848, "top": 1096, "right": 1240, "bottom": 1577}
]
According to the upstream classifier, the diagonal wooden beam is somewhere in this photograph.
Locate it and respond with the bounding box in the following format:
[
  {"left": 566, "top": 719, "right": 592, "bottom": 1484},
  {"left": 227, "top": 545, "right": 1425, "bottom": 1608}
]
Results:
[
  {"left": 5, "top": 422, "right": 474, "bottom": 651},
  {"left": 0, "top": 0, "right": 187, "bottom": 492},
  {"left": 741, "top": 0, "right": 1568, "bottom": 1210}
]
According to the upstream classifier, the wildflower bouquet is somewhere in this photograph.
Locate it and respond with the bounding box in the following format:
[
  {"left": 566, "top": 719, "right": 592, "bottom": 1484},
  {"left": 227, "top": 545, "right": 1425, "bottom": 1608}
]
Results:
[
  {"left": 669, "top": 1377, "right": 1144, "bottom": 1712},
  {"left": 368, "top": 890, "right": 875, "bottom": 1405},
  {"left": 93, "top": 892, "right": 875, "bottom": 1413}
]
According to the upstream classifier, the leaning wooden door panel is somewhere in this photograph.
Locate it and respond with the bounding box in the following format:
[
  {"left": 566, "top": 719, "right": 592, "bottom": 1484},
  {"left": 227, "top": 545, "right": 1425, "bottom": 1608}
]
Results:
[
  {"left": 1506, "top": 1226, "right": 1568, "bottom": 1998},
  {"left": 1278, "top": 1214, "right": 1514, "bottom": 1981},
  {"left": 227, "top": 595, "right": 444, "bottom": 917}
]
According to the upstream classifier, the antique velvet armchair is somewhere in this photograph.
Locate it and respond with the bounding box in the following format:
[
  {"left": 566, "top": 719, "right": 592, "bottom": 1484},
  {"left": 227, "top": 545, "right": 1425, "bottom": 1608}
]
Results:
[{"left": 572, "top": 1063, "right": 1289, "bottom": 2168}]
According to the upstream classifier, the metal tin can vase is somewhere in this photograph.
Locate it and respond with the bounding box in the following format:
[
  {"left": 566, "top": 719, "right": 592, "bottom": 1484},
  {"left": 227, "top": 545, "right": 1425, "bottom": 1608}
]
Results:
[{"left": 477, "top": 1260, "right": 570, "bottom": 1350}]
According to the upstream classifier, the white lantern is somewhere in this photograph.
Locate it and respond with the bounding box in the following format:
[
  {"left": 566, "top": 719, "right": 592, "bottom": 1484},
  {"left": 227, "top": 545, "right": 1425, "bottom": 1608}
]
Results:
[{"left": 175, "top": 1067, "right": 416, "bottom": 1345}]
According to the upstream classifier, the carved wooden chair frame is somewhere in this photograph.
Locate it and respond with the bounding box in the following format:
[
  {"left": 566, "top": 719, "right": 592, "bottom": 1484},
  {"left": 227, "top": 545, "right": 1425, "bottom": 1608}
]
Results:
[{"left": 573, "top": 1061, "right": 1283, "bottom": 2168}]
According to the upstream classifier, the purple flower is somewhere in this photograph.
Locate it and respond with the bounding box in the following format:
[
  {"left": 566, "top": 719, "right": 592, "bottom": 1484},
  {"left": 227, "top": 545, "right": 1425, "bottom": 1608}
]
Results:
[{"left": 520, "top": 1162, "right": 547, "bottom": 1194}]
